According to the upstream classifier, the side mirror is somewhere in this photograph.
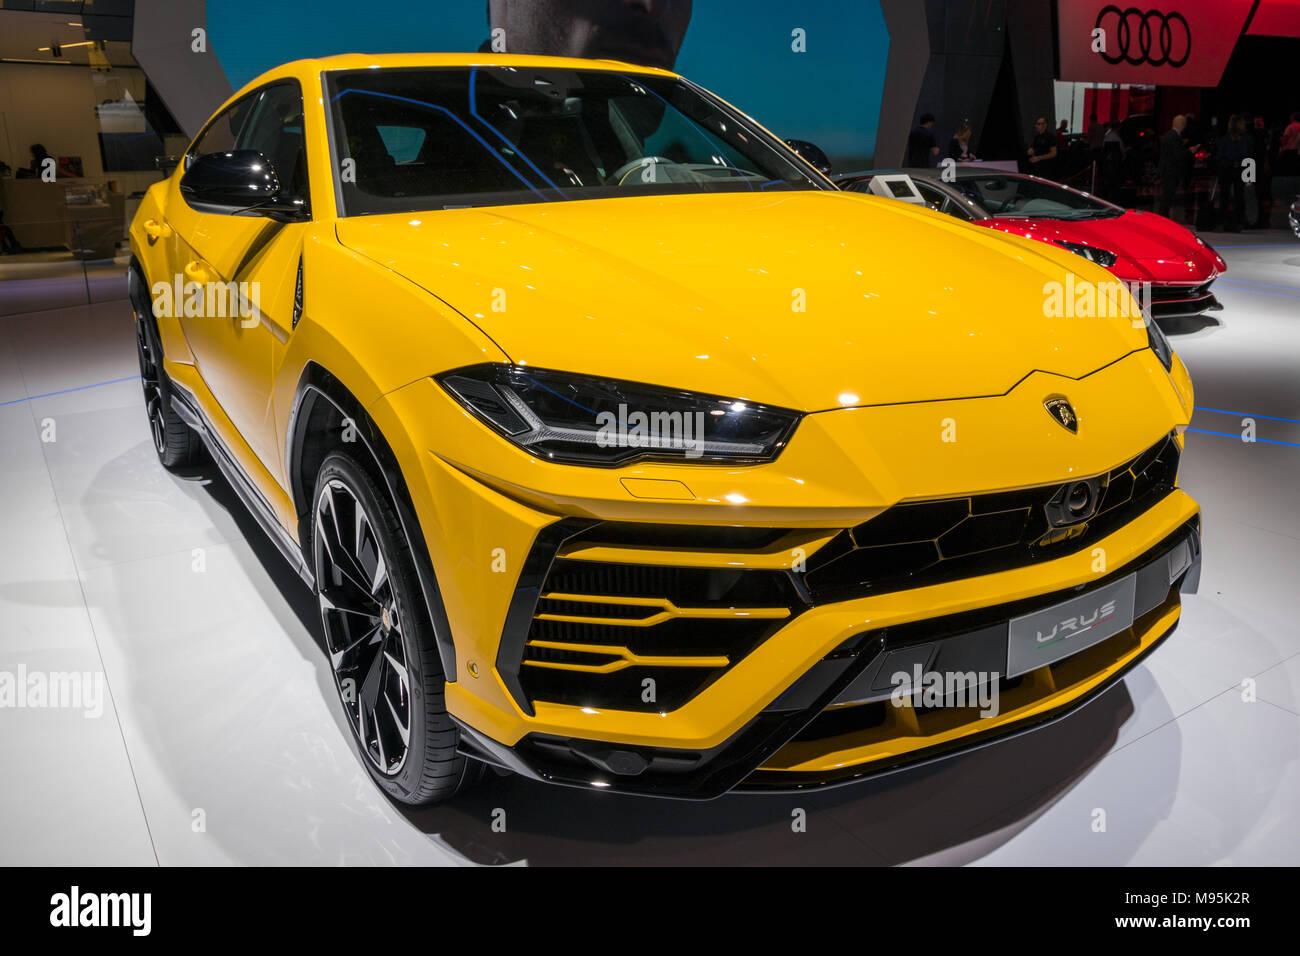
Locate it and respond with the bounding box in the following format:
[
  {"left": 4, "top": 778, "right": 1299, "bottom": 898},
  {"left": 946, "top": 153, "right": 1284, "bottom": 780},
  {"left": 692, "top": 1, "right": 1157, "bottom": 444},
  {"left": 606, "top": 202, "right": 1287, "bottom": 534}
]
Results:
[
  {"left": 179, "top": 149, "right": 307, "bottom": 221},
  {"left": 785, "top": 139, "right": 832, "bottom": 176}
]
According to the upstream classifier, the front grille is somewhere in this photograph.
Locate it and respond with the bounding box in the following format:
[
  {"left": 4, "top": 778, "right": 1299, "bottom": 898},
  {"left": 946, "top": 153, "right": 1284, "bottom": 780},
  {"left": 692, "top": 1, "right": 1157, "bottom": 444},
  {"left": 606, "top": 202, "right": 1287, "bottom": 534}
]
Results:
[
  {"left": 1148, "top": 281, "right": 1219, "bottom": 318},
  {"left": 502, "top": 433, "right": 1180, "bottom": 715},
  {"left": 802, "top": 432, "right": 1180, "bottom": 603}
]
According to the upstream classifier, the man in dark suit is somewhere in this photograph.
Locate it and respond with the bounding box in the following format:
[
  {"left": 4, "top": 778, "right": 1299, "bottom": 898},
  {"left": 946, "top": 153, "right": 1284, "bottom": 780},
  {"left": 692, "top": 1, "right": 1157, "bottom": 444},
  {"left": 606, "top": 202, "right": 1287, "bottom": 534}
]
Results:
[
  {"left": 1025, "top": 117, "right": 1057, "bottom": 178},
  {"left": 906, "top": 114, "right": 939, "bottom": 168},
  {"left": 1157, "top": 115, "right": 1194, "bottom": 218}
]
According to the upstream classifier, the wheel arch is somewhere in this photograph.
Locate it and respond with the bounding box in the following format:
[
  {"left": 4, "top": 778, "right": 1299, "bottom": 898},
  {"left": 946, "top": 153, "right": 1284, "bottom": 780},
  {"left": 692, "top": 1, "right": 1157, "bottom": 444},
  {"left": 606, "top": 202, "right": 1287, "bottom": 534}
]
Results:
[
  {"left": 126, "top": 257, "right": 153, "bottom": 332},
  {"left": 286, "top": 362, "right": 458, "bottom": 678}
]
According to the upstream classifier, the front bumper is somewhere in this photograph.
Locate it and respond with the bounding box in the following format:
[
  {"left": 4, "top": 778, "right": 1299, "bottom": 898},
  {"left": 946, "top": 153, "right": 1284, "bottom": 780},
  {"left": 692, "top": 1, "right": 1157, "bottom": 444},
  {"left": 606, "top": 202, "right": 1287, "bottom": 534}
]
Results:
[
  {"left": 1114, "top": 250, "right": 1225, "bottom": 320},
  {"left": 1144, "top": 280, "right": 1223, "bottom": 320},
  {"left": 453, "top": 513, "right": 1199, "bottom": 797}
]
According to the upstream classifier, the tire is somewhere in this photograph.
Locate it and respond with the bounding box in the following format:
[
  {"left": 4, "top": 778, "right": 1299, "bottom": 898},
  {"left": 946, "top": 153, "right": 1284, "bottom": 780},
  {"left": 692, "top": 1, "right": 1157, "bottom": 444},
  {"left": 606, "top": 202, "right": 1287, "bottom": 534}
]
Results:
[
  {"left": 133, "top": 307, "right": 203, "bottom": 470},
  {"left": 311, "top": 451, "right": 483, "bottom": 806}
]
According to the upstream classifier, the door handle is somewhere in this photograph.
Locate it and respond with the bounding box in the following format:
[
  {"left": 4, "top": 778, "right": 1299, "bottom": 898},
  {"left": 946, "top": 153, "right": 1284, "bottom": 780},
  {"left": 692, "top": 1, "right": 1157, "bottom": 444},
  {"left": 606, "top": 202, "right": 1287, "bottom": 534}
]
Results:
[
  {"left": 142, "top": 219, "right": 172, "bottom": 240},
  {"left": 184, "top": 260, "right": 211, "bottom": 284}
]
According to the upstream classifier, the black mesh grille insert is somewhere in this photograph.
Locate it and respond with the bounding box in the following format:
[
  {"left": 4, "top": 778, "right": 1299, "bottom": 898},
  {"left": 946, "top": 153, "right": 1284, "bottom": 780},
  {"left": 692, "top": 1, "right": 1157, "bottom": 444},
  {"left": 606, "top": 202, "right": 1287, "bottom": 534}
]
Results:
[
  {"left": 565, "top": 523, "right": 790, "bottom": 551},
  {"left": 544, "top": 560, "right": 801, "bottom": 606},
  {"left": 802, "top": 433, "right": 1180, "bottom": 603}
]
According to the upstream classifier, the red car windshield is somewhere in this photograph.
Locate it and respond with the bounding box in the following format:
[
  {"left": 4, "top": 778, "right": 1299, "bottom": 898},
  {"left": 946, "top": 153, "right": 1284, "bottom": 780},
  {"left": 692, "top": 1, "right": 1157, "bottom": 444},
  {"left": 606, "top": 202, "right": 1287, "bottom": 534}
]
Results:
[{"left": 954, "top": 176, "right": 1122, "bottom": 221}]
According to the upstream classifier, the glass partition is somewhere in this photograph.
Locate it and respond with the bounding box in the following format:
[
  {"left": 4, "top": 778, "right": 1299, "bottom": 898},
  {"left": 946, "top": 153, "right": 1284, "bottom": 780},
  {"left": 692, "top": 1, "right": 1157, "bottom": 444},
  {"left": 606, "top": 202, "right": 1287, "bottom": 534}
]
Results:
[{"left": 0, "top": 1, "right": 182, "bottom": 315}]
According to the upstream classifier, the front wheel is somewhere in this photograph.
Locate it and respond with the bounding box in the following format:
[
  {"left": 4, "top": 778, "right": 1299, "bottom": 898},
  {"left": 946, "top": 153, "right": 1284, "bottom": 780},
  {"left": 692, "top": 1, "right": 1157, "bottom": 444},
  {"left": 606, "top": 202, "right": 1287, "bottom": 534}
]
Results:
[
  {"left": 311, "top": 451, "right": 483, "bottom": 805},
  {"left": 134, "top": 314, "right": 202, "bottom": 469}
]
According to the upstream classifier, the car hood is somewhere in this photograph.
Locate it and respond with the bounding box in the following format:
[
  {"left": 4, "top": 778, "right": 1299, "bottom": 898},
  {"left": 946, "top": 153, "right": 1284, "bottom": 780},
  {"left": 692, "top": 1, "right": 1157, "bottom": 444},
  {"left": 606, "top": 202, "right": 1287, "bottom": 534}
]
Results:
[
  {"left": 336, "top": 191, "right": 1147, "bottom": 412},
  {"left": 984, "top": 210, "right": 1219, "bottom": 270}
]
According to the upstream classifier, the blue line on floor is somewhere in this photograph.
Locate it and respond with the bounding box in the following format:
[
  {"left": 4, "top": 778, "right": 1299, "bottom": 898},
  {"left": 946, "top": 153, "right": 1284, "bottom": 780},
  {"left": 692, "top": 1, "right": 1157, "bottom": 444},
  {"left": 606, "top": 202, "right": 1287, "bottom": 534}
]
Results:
[
  {"left": 1185, "top": 427, "right": 1300, "bottom": 448},
  {"left": 0, "top": 375, "right": 137, "bottom": 408},
  {"left": 1193, "top": 406, "right": 1300, "bottom": 425}
]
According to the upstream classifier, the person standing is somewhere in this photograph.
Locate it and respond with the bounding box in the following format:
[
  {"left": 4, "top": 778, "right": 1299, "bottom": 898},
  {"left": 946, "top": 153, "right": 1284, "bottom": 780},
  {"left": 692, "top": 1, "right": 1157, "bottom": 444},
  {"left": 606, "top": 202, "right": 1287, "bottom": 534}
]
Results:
[
  {"left": 1087, "top": 113, "right": 1105, "bottom": 162},
  {"left": 907, "top": 113, "right": 940, "bottom": 168},
  {"left": 1157, "top": 115, "right": 1194, "bottom": 218},
  {"left": 1251, "top": 115, "right": 1273, "bottom": 228},
  {"left": 1217, "top": 114, "right": 1252, "bottom": 232},
  {"left": 1101, "top": 122, "right": 1125, "bottom": 200},
  {"left": 1278, "top": 111, "right": 1300, "bottom": 176},
  {"left": 1026, "top": 117, "right": 1057, "bottom": 178}
]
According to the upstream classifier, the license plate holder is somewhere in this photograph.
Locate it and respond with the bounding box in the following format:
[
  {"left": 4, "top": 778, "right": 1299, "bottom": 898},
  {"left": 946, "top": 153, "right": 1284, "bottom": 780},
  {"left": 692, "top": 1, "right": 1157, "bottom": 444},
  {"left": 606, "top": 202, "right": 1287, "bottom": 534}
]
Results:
[{"left": 1006, "top": 574, "right": 1137, "bottom": 678}]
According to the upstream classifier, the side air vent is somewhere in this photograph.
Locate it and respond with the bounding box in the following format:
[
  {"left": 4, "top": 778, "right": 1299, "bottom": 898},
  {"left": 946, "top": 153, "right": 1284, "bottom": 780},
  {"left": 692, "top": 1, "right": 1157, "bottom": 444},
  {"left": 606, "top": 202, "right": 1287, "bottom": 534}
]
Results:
[{"left": 519, "top": 561, "right": 801, "bottom": 712}]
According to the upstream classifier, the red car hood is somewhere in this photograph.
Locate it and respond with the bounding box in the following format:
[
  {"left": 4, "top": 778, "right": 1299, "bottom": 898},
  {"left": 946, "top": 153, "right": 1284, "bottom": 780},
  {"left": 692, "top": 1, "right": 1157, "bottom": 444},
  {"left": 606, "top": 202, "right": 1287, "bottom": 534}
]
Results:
[{"left": 979, "top": 210, "right": 1225, "bottom": 285}]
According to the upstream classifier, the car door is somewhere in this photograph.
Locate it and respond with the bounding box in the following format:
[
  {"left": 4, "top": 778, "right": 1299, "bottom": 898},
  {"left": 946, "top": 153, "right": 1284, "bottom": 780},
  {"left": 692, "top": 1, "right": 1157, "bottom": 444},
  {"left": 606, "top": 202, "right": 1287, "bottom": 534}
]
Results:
[
  {"left": 166, "top": 81, "right": 310, "bottom": 482},
  {"left": 163, "top": 90, "right": 257, "bottom": 378}
]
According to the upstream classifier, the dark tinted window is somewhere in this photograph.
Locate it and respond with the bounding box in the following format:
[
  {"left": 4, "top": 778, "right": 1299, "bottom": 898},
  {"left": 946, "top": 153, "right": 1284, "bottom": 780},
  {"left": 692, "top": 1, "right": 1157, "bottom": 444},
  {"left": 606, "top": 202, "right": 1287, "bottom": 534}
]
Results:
[
  {"left": 326, "top": 66, "right": 827, "bottom": 215},
  {"left": 914, "top": 180, "right": 975, "bottom": 220},
  {"left": 953, "top": 176, "right": 1120, "bottom": 220}
]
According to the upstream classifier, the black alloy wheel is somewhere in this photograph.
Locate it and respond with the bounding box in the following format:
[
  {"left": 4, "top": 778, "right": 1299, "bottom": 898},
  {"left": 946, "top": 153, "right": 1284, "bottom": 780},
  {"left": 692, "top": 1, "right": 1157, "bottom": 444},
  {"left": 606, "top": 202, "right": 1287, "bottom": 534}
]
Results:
[{"left": 315, "top": 473, "right": 414, "bottom": 776}]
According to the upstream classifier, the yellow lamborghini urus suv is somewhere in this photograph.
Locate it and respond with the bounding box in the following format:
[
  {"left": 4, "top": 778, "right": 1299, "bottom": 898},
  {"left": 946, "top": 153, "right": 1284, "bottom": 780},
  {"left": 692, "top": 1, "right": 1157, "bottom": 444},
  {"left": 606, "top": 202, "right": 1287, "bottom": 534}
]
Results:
[{"left": 128, "top": 54, "right": 1201, "bottom": 804}]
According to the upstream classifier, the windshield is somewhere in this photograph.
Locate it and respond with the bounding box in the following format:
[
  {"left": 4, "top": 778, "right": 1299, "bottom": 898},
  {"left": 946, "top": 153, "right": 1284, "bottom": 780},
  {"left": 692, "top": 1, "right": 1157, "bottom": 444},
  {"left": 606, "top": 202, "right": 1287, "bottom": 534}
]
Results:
[
  {"left": 325, "top": 66, "right": 827, "bottom": 215},
  {"left": 953, "top": 176, "right": 1121, "bottom": 220}
]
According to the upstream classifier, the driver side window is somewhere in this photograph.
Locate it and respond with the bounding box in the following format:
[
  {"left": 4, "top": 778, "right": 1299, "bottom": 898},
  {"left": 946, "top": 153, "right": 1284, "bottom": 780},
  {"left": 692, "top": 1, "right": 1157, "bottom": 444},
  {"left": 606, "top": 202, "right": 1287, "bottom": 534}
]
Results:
[
  {"left": 185, "top": 94, "right": 257, "bottom": 168},
  {"left": 183, "top": 84, "right": 309, "bottom": 212},
  {"left": 237, "top": 83, "right": 309, "bottom": 205}
]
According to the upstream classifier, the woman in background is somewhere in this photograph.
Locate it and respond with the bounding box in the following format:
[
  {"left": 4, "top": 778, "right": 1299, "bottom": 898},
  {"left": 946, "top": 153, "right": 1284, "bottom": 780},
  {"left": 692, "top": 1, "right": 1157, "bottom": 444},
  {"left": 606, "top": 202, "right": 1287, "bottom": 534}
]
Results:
[{"left": 949, "top": 122, "right": 977, "bottom": 162}]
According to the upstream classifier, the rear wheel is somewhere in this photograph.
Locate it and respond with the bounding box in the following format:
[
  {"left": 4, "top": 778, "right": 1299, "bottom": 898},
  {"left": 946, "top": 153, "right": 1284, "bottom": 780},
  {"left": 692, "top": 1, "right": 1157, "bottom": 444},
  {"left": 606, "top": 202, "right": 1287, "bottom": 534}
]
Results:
[
  {"left": 312, "top": 451, "right": 483, "bottom": 805},
  {"left": 134, "top": 311, "right": 202, "bottom": 469}
]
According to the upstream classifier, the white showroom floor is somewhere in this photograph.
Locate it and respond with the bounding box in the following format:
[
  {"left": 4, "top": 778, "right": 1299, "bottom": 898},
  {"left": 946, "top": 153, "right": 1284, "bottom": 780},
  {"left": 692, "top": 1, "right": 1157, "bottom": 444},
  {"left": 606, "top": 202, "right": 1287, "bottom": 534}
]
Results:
[{"left": 0, "top": 232, "right": 1297, "bottom": 866}]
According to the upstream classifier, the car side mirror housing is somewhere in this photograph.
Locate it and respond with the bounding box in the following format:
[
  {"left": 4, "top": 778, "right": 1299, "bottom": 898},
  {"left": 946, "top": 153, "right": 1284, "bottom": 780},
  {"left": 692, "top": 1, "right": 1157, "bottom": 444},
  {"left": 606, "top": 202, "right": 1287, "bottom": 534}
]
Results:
[
  {"left": 785, "top": 139, "right": 832, "bottom": 176},
  {"left": 179, "top": 149, "right": 307, "bottom": 221}
]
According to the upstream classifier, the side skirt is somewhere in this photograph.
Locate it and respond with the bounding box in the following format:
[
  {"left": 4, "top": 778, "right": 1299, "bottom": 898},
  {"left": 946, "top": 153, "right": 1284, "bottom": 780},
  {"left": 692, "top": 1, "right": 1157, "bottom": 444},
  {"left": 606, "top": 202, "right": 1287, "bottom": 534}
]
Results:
[{"left": 168, "top": 381, "right": 315, "bottom": 589}]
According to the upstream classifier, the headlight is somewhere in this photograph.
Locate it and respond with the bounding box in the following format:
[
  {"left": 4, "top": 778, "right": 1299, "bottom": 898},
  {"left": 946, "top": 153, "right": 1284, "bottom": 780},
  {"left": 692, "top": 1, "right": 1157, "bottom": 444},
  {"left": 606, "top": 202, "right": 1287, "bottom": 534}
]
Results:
[
  {"left": 436, "top": 364, "right": 801, "bottom": 465},
  {"left": 1054, "top": 240, "right": 1118, "bottom": 268},
  {"left": 1146, "top": 316, "right": 1174, "bottom": 371}
]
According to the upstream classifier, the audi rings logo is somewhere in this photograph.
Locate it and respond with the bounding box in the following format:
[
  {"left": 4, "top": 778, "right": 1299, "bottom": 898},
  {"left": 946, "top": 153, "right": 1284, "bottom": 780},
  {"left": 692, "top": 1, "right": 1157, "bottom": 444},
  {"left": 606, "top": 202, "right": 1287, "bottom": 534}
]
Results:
[{"left": 1095, "top": 6, "right": 1191, "bottom": 67}]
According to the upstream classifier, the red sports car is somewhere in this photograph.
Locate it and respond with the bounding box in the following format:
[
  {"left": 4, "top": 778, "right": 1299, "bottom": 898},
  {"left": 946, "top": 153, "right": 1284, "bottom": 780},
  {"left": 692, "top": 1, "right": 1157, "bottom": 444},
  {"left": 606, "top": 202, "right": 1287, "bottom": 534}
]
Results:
[{"left": 839, "top": 168, "right": 1226, "bottom": 319}]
